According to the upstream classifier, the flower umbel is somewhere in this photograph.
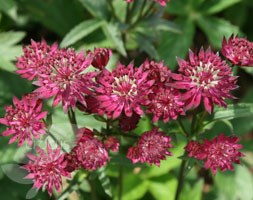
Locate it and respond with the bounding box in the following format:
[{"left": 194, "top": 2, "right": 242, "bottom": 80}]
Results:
[
  {"left": 95, "top": 62, "right": 154, "bottom": 119},
  {"left": 127, "top": 128, "right": 173, "bottom": 166},
  {"left": 0, "top": 94, "right": 47, "bottom": 146},
  {"left": 171, "top": 48, "right": 237, "bottom": 113},
  {"left": 222, "top": 35, "right": 253, "bottom": 66},
  {"left": 23, "top": 143, "right": 71, "bottom": 196}
]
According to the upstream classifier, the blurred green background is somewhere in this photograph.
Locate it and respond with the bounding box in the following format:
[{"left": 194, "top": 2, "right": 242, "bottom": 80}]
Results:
[{"left": 0, "top": 0, "right": 253, "bottom": 199}]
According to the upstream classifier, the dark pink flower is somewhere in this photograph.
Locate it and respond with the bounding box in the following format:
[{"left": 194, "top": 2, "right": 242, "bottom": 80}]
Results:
[
  {"left": 72, "top": 128, "right": 109, "bottom": 170},
  {"left": 142, "top": 60, "right": 171, "bottom": 86},
  {"left": 222, "top": 35, "right": 253, "bottom": 66},
  {"left": 147, "top": 87, "right": 185, "bottom": 122},
  {"left": 126, "top": 0, "right": 170, "bottom": 6},
  {"left": 104, "top": 136, "right": 120, "bottom": 152},
  {"left": 185, "top": 140, "right": 206, "bottom": 160},
  {"left": 95, "top": 62, "right": 154, "bottom": 119},
  {"left": 171, "top": 47, "right": 237, "bottom": 113},
  {"left": 89, "top": 48, "right": 112, "bottom": 70},
  {"left": 127, "top": 128, "right": 173, "bottom": 166},
  {"left": 119, "top": 111, "right": 141, "bottom": 132},
  {"left": 16, "top": 40, "right": 58, "bottom": 80},
  {"left": 0, "top": 94, "right": 47, "bottom": 146},
  {"left": 33, "top": 48, "right": 94, "bottom": 112},
  {"left": 23, "top": 143, "right": 71, "bottom": 196},
  {"left": 202, "top": 134, "right": 244, "bottom": 175}
]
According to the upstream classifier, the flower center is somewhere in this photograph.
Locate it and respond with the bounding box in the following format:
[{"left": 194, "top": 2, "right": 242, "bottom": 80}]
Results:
[
  {"left": 112, "top": 75, "right": 137, "bottom": 98},
  {"left": 190, "top": 62, "right": 220, "bottom": 89}
]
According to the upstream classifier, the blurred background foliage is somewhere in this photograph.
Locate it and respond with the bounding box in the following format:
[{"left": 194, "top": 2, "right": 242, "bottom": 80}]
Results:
[{"left": 0, "top": 0, "right": 253, "bottom": 200}]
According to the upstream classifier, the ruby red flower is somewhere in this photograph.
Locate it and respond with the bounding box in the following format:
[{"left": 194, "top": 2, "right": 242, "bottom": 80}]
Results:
[
  {"left": 119, "top": 111, "right": 141, "bottom": 132},
  {"left": 127, "top": 128, "right": 173, "bottom": 166},
  {"left": 95, "top": 62, "right": 154, "bottom": 119},
  {"left": 104, "top": 136, "right": 120, "bottom": 152},
  {"left": 185, "top": 134, "right": 244, "bottom": 175},
  {"left": 16, "top": 40, "right": 58, "bottom": 80},
  {"left": 0, "top": 94, "right": 47, "bottom": 146},
  {"left": 89, "top": 48, "right": 112, "bottom": 70},
  {"left": 171, "top": 47, "right": 237, "bottom": 113},
  {"left": 202, "top": 134, "right": 244, "bottom": 175},
  {"left": 146, "top": 87, "right": 185, "bottom": 122},
  {"left": 23, "top": 143, "right": 71, "bottom": 196},
  {"left": 72, "top": 128, "right": 109, "bottom": 170},
  {"left": 222, "top": 35, "right": 253, "bottom": 66},
  {"left": 33, "top": 48, "right": 94, "bottom": 112}
]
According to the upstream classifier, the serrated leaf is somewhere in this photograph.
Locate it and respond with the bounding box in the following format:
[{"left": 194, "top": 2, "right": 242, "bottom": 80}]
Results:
[
  {"left": 201, "top": 0, "right": 242, "bottom": 14},
  {"left": 61, "top": 19, "right": 103, "bottom": 47},
  {"left": 214, "top": 103, "right": 253, "bottom": 120},
  {"left": 102, "top": 22, "right": 127, "bottom": 56},
  {"left": 158, "top": 18, "right": 195, "bottom": 71},
  {"left": 197, "top": 16, "right": 240, "bottom": 48},
  {"left": 78, "top": 0, "right": 108, "bottom": 19}
]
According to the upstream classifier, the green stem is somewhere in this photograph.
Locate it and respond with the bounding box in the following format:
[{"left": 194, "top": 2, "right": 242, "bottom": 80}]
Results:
[
  {"left": 88, "top": 174, "right": 98, "bottom": 200},
  {"left": 195, "top": 110, "right": 207, "bottom": 134},
  {"left": 47, "top": 130, "right": 68, "bottom": 153},
  {"left": 190, "top": 110, "right": 198, "bottom": 136},
  {"left": 174, "top": 159, "right": 187, "bottom": 200},
  {"left": 118, "top": 165, "right": 123, "bottom": 200},
  {"left": 178, "top": 118, "right": 189, "bottom": 137},
  {"left": 107, "top": 0, "right": 120, "bottom": 21},
  {"left": 67, "top": 108, "right": 78, "bottom": 134}
]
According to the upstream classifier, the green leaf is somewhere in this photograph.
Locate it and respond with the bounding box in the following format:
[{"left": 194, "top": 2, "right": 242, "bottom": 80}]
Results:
[
  {"left": 158, "top": 18, "right": 195, "bottom": 71},
  {"left": 201, "top": 0, "right": 242, "bottom": 14},
  {"left": 61, "top": 19, "right": 103, "bottom": 47},
  {"left": 97, "top": 167, "right": 112, "bottom": 197},
  {"left": 197, "top": 16, "right": 240, "bottom": 48},
  {"left": 181, "top": 179, "right": 204, "bottom": 200},
  {"left": 214, "top": 103, "right": 253, "bottom": 120},
  {"left": 102, "top": 22, "right": 127, "bottom": 56},
  {"left": 78, "top": 0, "right": 109, "bottom": 19}
]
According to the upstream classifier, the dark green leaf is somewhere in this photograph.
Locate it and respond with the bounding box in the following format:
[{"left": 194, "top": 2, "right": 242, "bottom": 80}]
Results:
[
  {"left": 97, "top": 167, "right": 112, "bottom": 197},
  {"left": 61, "top": 19, "right": 103, "bottom": 47},
  {"left": 201, "top": 0, "right": 242, "bottom": 15},
  {"left": 158, "top": 18, "right": 195, "bottom": 71},
  {"left": 197, "top": 16, "right": 240, "bottom": 48},
  {"left": 78, "top": 0, "right": 109, "bottom": 19}
]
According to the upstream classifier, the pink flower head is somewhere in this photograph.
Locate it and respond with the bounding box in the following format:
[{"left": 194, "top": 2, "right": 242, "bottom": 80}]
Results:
[
  {"left": 142, "top": 60, "right": 171, "bottom": 87},
  {"left": 16, "top": 40, "right": 58, "bottom": 80},
  {"left": 119, "top": 111, "right": 141, "bottom": 132},
  {"left": 0, "top": 94, "right": 47, "bottom": 146},
  {"left": 23, "top": 143, "right": 71, "bottom": 196},
  {"left": 171, "top": 47, "right": 237, "bottom": 113},
  {"left": 72, "top": 128, "right": 109, "bottom": 170},
  {"left": 202, "top": 134, "right": 244, "bottom": 175},
  {"left": 185, "top": 140, "right": 206, "bottom": 160},
  {"left": 222, "top": 35, "right": 253, "bottom": 66},
  {"left": 33, "top": 48, "right": 94, "bottom": 112},
  {"left": 89, "top": 48, "right": 112, "bottom": 70},
  {"left": 95, "top": 62, "right": 154, "bottom": 119},
  {"left": 127, "top": 128, "right": 173, "bottom": 166},
  {"left": 104, "top": 136, "right": 120, "bottom": 152},
  {"left": 147, "top": 87, "right": 185, "bottom": 122}
]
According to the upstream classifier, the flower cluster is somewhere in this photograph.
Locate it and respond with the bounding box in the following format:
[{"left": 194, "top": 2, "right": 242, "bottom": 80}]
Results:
[
  {"left": 222, "top": 35, "right": 253, "bottom": 66},
  {"left": 0, "top": 94, "right": 47, "bottom": 146},
  {"left": 185, "top": 134, "right": 244, "bottom": 174},
  {"left": 127, "top": 128, "right": 173, "bottom": 166}
]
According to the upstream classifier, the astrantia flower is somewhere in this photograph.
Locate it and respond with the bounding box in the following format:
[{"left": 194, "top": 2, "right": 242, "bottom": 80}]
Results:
[
  {"left": 185, "top": 134, "right": 244, "bottom": 175},
  {"left": 222, "top": 35, "right": 253, "bottom": 66},
  {"left": 89, "top": 48, "right": 112, "bottom": 70},
  {"left": 23, "top": 143, "right": 71, "bottom": 196},
  {"left": 95, "top": 62, "right": 154, "bottom": 119},
  {"left": 142, "top": 60, "right": 171, "bottom": 87},
  {"left": 127, "top": 128, "right": 173, "bottom": 166},
  {"left": 0, "top": 94, "right": 47, "bottom": 146},
  {"left": 104, "top": 136, "right": 120, "bottom": 152},
  {"left": 146, "top": 87, "right": 185, "bottom": 122},
  {"left": 202, "top": 134, "right": 244, "bottom": 175},
  {"left": 16, "top": 40, "right": 58, "bottom": 80},
  {"left": 171, "top": 48, "right": 237, "bottom": 113},
  {"left": 119, "top": 111, "right": 141, "bottom": 132},
  {"left": 33, "top": 48, "right": 94, "bottom": 112},
  {"left": 72, "top": 128, "right": 109, "bottom": 170}
]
